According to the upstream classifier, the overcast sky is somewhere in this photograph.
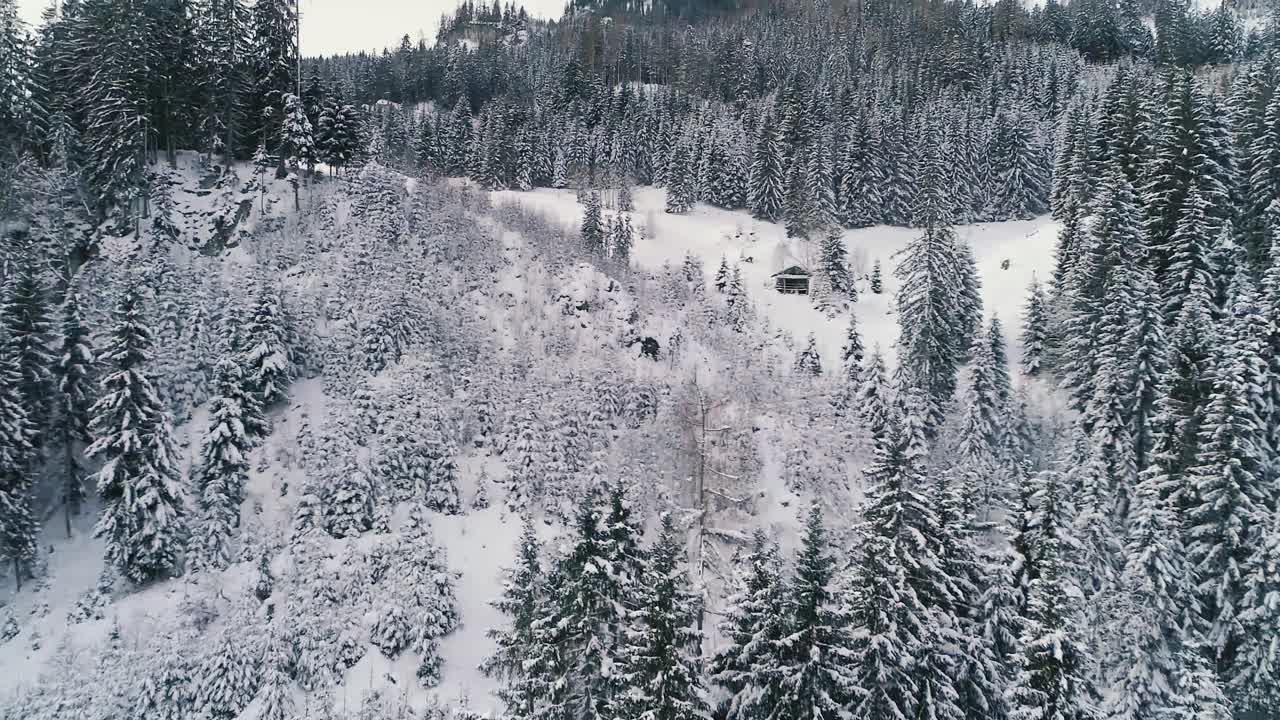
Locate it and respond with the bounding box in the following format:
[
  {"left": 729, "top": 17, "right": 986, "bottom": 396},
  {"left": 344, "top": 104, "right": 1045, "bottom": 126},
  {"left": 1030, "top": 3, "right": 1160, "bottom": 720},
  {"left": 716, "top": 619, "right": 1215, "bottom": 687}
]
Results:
[{"left": 16, "top": 0, "right": 567, "bottom": 56}]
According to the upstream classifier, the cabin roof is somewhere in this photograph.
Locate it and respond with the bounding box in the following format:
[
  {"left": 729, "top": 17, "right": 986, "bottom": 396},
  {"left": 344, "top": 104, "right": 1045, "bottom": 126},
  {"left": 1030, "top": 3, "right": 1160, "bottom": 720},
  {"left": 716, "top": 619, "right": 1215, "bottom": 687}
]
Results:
[{"left": 772, "top": 266, "right": 810, "bottom": 278}]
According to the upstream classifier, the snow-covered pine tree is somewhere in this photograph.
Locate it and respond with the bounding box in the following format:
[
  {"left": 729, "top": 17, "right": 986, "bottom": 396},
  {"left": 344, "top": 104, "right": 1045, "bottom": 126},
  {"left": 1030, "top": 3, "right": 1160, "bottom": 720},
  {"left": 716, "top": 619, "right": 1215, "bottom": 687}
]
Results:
[
  {"left": 1060, "top": 165, "right": 1145, "bottom": 416},
  {"left": 0, "top": 339, "right": 34, "bottom": 591},
  {"left": 191, "top": 358, "right": 254, "bottom": 571},
  {"left": 280, "top": 92, "right": 315, "bottom": 180},
  {"left": 840, "top": 312, "right": 865, "bottom": 390},
  {"left": 506, "top": 400, "right": 544, "bottom": 511},
  {"left": 3, "top": 258, "right": 54, "bottom": 446},
  {"left": 243, "top": 281, "right": 293, "bottom": 406},
  {"left": 513, "top": 127, "right": 535, "bottom": 191},
  {"left": 254, "top": 621, "right": 295, "bottom": 720},
  {"left": 76, "top": 0, "right": 149, "bottom": 224},
  {"left": 582, "top": 191, "right": 605, "bottom": 254},
  {"left": 783, "top": 146, "right": 816, "bottom": 239},
  {"left": 398, "top": 506, "right": 460, "bottom": 687},
  {"left": 1186, "top": 307, "right": 1269, "bottom": 666},
  {"left": 725, "top": 265, "right": 752, "bottom": 333},
  {"left": 196, "top": 613, "right": 263, "bottom": 718},
  {"left": 838, "top": 111, "right": 884, "bottom": 228},
  {"left": 616, "top": 513, "right": 708, "bottom": 720},
  {"left": 54, "top": 285, "right": 94, "bottom": 537},
  {"left": 1007, "top": 471, "right": 1096, "bottom": 720},
  {"left": 748, "top": 110, "right": 784, "bottom": 222},
  {"left": 317, "top": 100, "right": 361, "bottom": 174},
  {"left": 1161, "top": 185, "right": 1218, "bottom": 325},
  {"left": 1264, "top": 226, "right": 1280, "bottom": 492},
  {"left": 774, "top": 505, "right": 855, "bottom": 720},
  {"left": 249, "top": 0, "right": 296, "bottom": 154},
  {"left": 819, "top": 227, "right": 852, "bottom": 299},
  {"left": 935, "top": 471, "right": 1010, "bottom": 720},
  {"left": 423, "top": 437, "right": 463, "bottom": 516},
  {"left": 1106, "top": 460, "right": 1201, "bottom": 720},
  {"left": 894, "top": 178, "right": 976, "bottom": 430},
  {"left": 714, "top": 256, "right": 730, "bottom": 293},
  {"left": 192, "top": 0, "right": 251, "bottom": 158},
  {"left": 544, "top": 492, "right": 629, "bottom": 720},
  {"left": 849, "top": 395, "right": 957, "bottom": 720},
  {"left": 253, "top": 143, "right": 271, "bottom": 210},
  {"left": 1128, "top": 263, "right": 1168, "bottom": 475},
  {"left": 858, "top": 346, "right": 891, "bottom": 442},
  {"left": 1078, "top": 259, "right": 1142, "bottom": 522},
  {"left": 665, "top": 133, "right": 696, "bottom": 214},
  {"left": 870, "top": 258, "right": 883, "bottom": 294},
  {"left": 1021, "top": 277, "right": 1048, "bottom": 376},
  {"left": 1169, "top": 645, "right": 1232, "bottom": 720},
  {"left": 321, "top": 463, "right": 373, "bottom": 539},
  {"left": 1140, "top": 270, "right": 1216, "bottom": 517},
  {"left": 87, "top": 283, "right": 187, "bottom": 584},
  {"left": 611, "top": 212, "right": 635, "bottom": 265},
  {"left": 1233, "top": 503, "right": 1280, "bottom": 714},
  {"left": 794, "top": 333, "right": 822, "bottom": 377},
  {"left": 709, "top": 530, "right": 787, "bottom": 720},
  {"left": 988, "top": 315, "right": 1012, "bottom": 408},
  {"left": 132, "top": 630, "right": 197, "bottom": 720},
  {"left": 0, "top": 1, "right": 37, "bottom": 147},
  {"left": 603, "top": 481, "right": 646, "bottom": 598},
  {"left": 372, "top": 595, "right": 412, "bottom": 658},
  {"left": 955, "top": 329, "right": 1005, "bottom": 518},
  {"left": 483, "top": 516, "right": 556, "bottom": 720},
  {"left": 990, "top": 109, "right": 1048, "bottom": 220}
]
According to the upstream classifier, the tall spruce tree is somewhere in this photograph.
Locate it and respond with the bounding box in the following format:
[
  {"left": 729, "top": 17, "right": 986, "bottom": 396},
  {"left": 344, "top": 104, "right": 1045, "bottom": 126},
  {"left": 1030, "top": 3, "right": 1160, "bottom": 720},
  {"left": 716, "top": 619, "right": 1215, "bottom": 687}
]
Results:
[
  {"left": 849, "top": 396, "right": 957, "bottom": 720},
  {"left": 3, "top": 258, "right": 54, "bottom": 447},
  {"left": 249, "top": 0, "right": 296, "bottom": 154},
  {"left": 54, "top": 285, "right": 94, "bottom": 537},
  {"left": 1187, "top": 285, "right": 1269, "bottom": 670},
  {"left": 894, "top": 201, "right": 976, "bottom": 430},
  {"left": 710, "top": 530, "right": 787, "bottom": 720},
  {"left": 0, "top": 339, "right": 34, "bottom": 591},
  {"left": 819, "top": 227, "right": 851, "bottom": 299},
  {"left": 243, "top": 281, "right": 292, "bottom": 406},
  {"left": 840, "top": 312, "right": 865, "bottom": 390},
  {"left": 749, "top": 110, "right": 784, "bottom": 222},
  {"left": 194, "top": 0, "right": 251, "bottom": 157},
  {"left": 547, "top": 492, "right": 631, "bottom": 720},
  {"left": 1019, "top": 276, "right": 1048, "bottom": 378},
  {"left": 1007, "top": 471, "right": 1095, "bottom": 720},
  {"left": 1233, "top": 505, "right": 1280, "bottom": 714},
  {"left": 774, "top": 505, "right": 855, "bottom": 720},
  {"left": 859, "top": 347, "right": 891, "bottom": 442},
  {"left": 582, "top": 191, "right": 605, "bottom": 254},
  {"left": 617, "top": 513, "right": 708, "bottom": 720},
  {"left": 87, "top": 282, "right": 187, "bottom": 584},
  {"left": 484, "top": 516, "right": 557, "bottom": 720},
  {"left": 191, "top": 357, "right": 254, "bottom": 571},
  {"left": 1107, "top": 463, "right": 1201, "bottom": 720}
]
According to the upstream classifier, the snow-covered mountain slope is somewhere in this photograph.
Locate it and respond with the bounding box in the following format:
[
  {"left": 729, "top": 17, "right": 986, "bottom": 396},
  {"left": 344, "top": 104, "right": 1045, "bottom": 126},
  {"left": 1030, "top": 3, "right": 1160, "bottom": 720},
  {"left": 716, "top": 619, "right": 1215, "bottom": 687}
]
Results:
[{"left": 0, "top": 162, "right": 1060, "bottom": 719}]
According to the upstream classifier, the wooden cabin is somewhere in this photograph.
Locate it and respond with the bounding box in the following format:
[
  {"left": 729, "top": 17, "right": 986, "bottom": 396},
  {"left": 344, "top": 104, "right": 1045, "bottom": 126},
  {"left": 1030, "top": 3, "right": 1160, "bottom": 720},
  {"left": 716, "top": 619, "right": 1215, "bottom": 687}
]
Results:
[{"left": 772, "top": 266, "right": 811, "bottom": 294}]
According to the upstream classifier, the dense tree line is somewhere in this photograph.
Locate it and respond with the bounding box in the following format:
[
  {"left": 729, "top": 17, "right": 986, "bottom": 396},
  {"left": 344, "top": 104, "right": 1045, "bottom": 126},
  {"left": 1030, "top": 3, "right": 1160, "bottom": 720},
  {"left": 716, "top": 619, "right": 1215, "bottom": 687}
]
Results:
[
  {"left": 342, "top": 0, "right": 1268, "bottom": 237},
  {"left": 0, "top": 0, "right": 353, "bottom": 233}
]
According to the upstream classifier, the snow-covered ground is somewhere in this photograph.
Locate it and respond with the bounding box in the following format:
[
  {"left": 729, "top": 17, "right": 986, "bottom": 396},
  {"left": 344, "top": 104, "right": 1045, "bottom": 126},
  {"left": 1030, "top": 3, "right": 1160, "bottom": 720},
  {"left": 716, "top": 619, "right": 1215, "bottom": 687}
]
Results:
[{"left": 491, "top": 186, "right": 1059, "bottom": 373}]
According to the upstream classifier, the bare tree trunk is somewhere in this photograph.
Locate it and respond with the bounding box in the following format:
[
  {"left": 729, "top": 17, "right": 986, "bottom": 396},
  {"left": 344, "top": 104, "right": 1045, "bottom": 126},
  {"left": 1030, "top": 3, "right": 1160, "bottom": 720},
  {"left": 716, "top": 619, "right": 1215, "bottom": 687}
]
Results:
[{"left": 64, "top": 432, "right": 79, "bottom": 539}]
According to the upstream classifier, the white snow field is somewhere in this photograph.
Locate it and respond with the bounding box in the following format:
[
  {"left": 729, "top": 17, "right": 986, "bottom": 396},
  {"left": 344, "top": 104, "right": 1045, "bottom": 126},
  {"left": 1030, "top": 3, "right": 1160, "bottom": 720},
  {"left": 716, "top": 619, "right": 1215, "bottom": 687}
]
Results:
[
  {"left": 492, "top": 186, "right": 1060, "bottom": 374},
  {"left": 0, "top": 168, "right": 1059, "bottom": 718}
]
